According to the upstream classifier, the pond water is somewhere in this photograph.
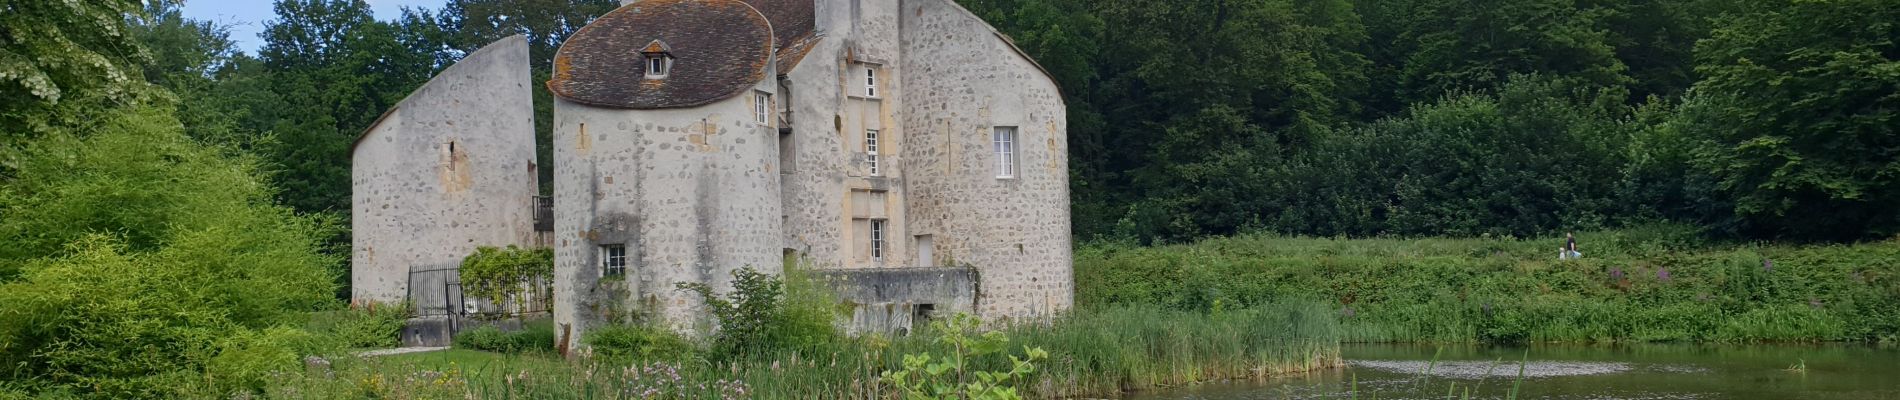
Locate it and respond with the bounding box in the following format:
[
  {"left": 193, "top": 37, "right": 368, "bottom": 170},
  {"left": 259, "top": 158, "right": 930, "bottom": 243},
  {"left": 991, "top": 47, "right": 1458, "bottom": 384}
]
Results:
[{"left": 1128, "top": 343, "right": 1900, "bottom": 400}]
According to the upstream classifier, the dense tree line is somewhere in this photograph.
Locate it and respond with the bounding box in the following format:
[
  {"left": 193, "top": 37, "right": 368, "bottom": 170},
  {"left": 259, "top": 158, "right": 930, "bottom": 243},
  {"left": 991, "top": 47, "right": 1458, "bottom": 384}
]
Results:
[{"left": 962, "top": 0, "right": 1898, "bottom": 243}]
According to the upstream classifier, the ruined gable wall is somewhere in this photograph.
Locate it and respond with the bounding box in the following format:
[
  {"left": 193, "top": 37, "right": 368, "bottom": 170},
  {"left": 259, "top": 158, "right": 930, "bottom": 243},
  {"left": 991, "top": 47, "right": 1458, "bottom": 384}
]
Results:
[
  {"left": 898, "top": 0, "right": 1073, "bottom": 319},
  {"left": 351, "top": 36, "right": 539, "bottom": 304}
]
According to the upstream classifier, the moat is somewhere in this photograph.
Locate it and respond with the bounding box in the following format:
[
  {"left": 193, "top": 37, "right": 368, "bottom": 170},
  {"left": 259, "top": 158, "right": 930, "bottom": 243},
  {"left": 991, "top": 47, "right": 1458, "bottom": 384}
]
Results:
[{"left": 1130, "top": 343, "right": 1900, "bottom": 399}]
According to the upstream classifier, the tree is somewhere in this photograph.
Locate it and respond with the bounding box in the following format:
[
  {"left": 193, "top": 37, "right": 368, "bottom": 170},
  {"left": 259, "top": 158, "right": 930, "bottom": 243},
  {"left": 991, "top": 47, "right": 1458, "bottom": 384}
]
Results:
[
  {"left": 0, "top": 0, "right": 156, "bottom": 164},
  {"left": 1678, "top": 0, "right": 1900, "bottom": 240}
]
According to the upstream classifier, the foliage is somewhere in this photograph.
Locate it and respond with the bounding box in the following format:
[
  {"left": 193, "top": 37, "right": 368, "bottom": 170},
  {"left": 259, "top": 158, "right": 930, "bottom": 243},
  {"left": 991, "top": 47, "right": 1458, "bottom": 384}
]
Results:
[
  {"left": 265, "top": 303, "right": 1342, "bottom": 399},
  {"left": 1077, "top": 228, "right": 1900, "bottom": 343},
  {"left": 1672, "top": 0, "right": 1900, "bottom": 240},
  {"left": 581, "top": 324, "right": 697, "bottom": 363},
  {"left": 675, "top": 265, "right": 840, "bottom": 359},
  {"left": 0, "top": 108, "right": 339, "bottom": 398},
  {"left": 882, "top": 314, "right": 1047, "bottom": 400},
  {"left": 459, "top": 245, "right": 554, "bottom": 313},
  {"left": 453, "top": 320, "right": 556, "bottom": 354},
  {"left": 0, "top": 0, "right": 155, "bottom": 145},
  {"left": 306, "top": 302, "right": 412, "bottom": 349}
]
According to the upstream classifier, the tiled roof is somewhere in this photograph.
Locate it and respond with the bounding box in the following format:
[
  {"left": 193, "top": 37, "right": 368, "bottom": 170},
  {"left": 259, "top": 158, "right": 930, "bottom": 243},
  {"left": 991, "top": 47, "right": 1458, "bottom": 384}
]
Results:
[
  {"left": 549, "top": 0, "right": 773, "bottom": 109},
  {"left": 738, "top": 0, "right": 817, "bottom": 72}
]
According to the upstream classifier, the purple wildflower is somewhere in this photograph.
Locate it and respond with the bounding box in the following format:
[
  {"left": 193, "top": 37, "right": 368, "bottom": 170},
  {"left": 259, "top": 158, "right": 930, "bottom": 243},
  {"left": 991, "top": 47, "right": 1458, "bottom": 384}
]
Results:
[
  {"left": 1610, "top": 267, "right": 1624, "bottom": 281},
  {"left": 1852, "top": 271, "right": 1865, "bottom": 283},
  {"left": 1482, "top": 302, "right": 1493, "bottom": 317},
  {"left": 1657, "top": 267, "right": 1672, "bottom": 282},
  {"left": 1341, "top": 306, "right": 1355, "bottom": 318},
  {"left": 1809, "top": 298, "right": 1824, "bottom": 309},
  {"left": 1763, "top": 259, "right": 1774, "bottom": 272},
  {"left": 1696, "top": 292, "right": 1710, "bottom": 302}
]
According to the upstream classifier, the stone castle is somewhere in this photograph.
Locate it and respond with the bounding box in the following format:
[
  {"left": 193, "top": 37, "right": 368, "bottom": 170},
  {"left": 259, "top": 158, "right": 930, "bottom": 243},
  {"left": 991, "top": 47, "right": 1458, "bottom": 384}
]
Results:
[{"left": 351, "top": 0, "right": 1070, "bottom": 345}]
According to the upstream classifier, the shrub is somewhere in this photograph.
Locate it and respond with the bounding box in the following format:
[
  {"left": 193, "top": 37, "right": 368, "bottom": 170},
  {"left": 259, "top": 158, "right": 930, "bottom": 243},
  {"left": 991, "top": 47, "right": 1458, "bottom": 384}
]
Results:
[
  {"left": 583, "top": 324, "right": 696, "bottom": 362},
  {"left": 459, "top": 246, "right": 553, "bottom": 315},
  {"left": 452, "top": 320, "right": 555, "bottom": 354},
  {"left": 675, "top": 264, "right": 841, "bottom": 359},
  {"left": 0, "top": 109, "right": 338, "bottom": 398},
  {"left": 882, "top": 313, "right": 1047, "bottom": 400},
  {"left": 307, "top": 302, "right": 411, "bottom": 349}
]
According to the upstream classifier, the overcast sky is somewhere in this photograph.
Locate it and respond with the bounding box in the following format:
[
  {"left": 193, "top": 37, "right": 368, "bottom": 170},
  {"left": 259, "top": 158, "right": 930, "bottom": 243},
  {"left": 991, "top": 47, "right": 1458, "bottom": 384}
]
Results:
[{"left": 180, "top": 0, "right": 449, "bottom": 54}]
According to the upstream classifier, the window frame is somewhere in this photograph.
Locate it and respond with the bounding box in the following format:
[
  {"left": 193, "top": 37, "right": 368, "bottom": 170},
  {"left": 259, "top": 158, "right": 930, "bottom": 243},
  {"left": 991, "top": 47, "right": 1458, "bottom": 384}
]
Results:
[
  {"left": 993, "top": 126, "right": 1018, "bottom": 179},
  {"left": 644, "top": 55, "right": 670, "bottom": 79},
  {"left": 869, "top": 219, "right": 887, "bottom": 261},
  {"left": 865, "top": 67, "right": 878, "bottom": 97},
  {"left": 755, "top": 92, "right": 771, "bottom": 125},
  {"left": 601, "top": 244, "right": 628, "bottom": 277},
  {"left": 864, "top": 129, "right": 880, "bottom": 176}
]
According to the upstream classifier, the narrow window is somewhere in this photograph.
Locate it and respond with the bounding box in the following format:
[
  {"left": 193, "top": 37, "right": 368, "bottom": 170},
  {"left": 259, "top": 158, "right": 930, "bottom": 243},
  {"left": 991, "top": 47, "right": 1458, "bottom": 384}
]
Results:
[
  {"left": 993, "top": 126, "right": 1017, "bottom": 179},
  {"left": 864, "top": 129, "right": 880, "bottom": 176},
  {"left": 869, "top": 219, "right": 886, "bottom": 261},
  {"left": 755, "top": 92, "right": 771, "bottom": 125},
  {"left": 647, "top": 57, "right": 666, "bottom": 77},
  {"left": 601, "top": 244, "right": 627, "bottom": 277},
  {"left": 865, "top": 67, "right": 878, "bottom": 97}
]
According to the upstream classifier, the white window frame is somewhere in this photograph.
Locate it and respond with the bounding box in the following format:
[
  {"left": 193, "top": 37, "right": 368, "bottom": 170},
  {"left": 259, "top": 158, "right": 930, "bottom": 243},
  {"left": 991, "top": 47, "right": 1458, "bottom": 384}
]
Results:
[
  {"left": 755, "top": 92, "right": 771, "bottom": 125},
  {"left": 864, "top": 67, "right": 878, "bottom": 97},
  {"left": 865, "top": 129, "right": 880, "bottom": 176},
  {"left": 869, "top": 219, "right": 886, "bottom": 261},
  {"left": 601, "top": 244, "right": 628, "bottom": 277},
  {"left": 993, "top": 126, "right": 1018, "bottom": 179},
  {"left": 645, "top": 55, "right": 669, "bottom": 79}
]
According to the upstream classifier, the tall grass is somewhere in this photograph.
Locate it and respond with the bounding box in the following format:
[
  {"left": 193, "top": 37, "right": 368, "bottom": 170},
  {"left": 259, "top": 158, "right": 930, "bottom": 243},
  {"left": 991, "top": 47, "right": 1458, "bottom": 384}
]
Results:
[
  {"left": 265, "top": 303, "right": 1343, "bottom": 399},
  {"left": 1078, "top": 225, "right": 1900, "bottom": 343}
]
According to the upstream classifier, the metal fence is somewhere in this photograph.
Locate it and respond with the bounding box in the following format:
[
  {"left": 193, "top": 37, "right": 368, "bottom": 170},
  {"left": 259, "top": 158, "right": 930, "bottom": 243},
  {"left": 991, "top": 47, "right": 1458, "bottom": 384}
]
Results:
[{"left": 534, "top": 196, "right": 554, "bottom": 232}]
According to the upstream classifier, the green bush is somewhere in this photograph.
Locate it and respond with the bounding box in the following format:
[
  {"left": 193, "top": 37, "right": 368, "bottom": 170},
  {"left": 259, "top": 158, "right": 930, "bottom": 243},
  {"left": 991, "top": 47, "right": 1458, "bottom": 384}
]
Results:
[
  {"left": 0, "top": 109, "right": 339, "bottom": 398},
  {"left": 676, "top": 264, "right": 841, "bottom": 359},
  {"left": 306, "top": 302, "right": 411, "bottom": 349},
  {"left": 453, "top": 320, "right": 555, "bottom": 354},
  {"left": 583, "top": 324, "right": 696, "bottom": 362},
  {"left": 459, "top": 246, "right": 553, "bottom": 314}
]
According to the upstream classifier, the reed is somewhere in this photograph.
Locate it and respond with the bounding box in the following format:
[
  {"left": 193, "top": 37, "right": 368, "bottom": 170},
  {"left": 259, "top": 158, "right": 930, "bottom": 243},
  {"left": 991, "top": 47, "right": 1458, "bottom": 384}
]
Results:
[{"left": 265, "top": 303, "right": 1344, "bottom": 399}]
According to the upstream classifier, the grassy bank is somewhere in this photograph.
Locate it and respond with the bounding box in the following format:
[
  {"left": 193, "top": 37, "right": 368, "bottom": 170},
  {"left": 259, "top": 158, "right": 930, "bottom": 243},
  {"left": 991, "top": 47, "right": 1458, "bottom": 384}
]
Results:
[
  {"left": 264, "top": 304, "right": 1341, "bottom": 399},
  {"left": 1078, "top": 227, "right": 1900, "bottom": 343}
]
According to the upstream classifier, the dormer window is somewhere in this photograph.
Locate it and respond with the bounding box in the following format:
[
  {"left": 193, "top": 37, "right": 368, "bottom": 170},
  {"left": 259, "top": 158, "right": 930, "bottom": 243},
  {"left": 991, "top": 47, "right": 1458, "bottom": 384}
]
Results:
[{"left": 641, "top": 40, "right": 673, "bottom": 79}]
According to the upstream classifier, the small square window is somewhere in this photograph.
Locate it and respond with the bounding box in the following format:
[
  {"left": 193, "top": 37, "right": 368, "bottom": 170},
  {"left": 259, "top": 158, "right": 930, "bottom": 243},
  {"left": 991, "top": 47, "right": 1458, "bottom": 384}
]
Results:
[
  {"left": 601, "top": 244, "right": 627, "bottom": 277},
  {"left": 993, "top": 127, "right": 1018, "bottom": 179},
  {"left": 865, "top": 129, "right": 880, "bottom": 176}
]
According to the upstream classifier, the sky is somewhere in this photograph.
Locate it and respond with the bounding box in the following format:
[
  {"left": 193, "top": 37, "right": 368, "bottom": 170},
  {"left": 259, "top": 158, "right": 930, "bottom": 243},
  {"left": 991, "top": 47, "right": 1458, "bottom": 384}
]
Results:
[{"left": 180, "top": 0, "right": 449, "bottom": 54}]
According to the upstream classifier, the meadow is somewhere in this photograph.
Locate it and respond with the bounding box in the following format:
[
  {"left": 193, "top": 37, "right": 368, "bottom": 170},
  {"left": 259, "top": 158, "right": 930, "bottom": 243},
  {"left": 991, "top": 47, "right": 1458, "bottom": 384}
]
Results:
[{"left": 1078, "top": 226, "right": 1900, "bottom": 343}]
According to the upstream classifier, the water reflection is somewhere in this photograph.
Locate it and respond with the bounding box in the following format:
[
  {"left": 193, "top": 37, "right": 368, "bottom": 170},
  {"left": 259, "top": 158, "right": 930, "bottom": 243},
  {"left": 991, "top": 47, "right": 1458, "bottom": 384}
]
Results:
[{"left": 1128, "top": 343, "right": 1900, "bottom": 400}]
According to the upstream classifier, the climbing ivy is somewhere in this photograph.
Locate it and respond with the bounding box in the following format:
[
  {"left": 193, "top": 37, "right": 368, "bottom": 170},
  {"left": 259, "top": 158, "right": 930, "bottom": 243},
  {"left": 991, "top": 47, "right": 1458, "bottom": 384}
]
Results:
[{"left": 459, "top": 245, "right": 553, "bottom": 313}]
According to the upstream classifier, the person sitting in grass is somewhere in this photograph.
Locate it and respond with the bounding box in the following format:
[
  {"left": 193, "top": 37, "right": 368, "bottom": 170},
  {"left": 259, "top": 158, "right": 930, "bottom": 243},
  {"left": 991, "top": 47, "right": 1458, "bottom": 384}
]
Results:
[{"left": 1560, "top": 232, "right": 1583, "bottom": 260}]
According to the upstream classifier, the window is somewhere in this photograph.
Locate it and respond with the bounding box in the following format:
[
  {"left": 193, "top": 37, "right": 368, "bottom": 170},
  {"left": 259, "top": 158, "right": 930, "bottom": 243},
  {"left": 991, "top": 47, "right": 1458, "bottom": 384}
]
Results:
[
  {"left": 869, "top": 219, "right": 886, "bottom": 261},
  {"left": 993, "top": 126, "right": 1017, "bottom": 178},
  {"left": 601, "top": 244, "right": 627, "bottom": 277},
  {"left": 755, "top": 92, "right": 771, "bottom": 124},
  {"left": 864, "top": 129, "right": 880, "bottom": 176},
  {"left": 864, "top": 67, "right": 878, "bottom": 97},
  {"left": 641, "top": 40, "right": 672, "bottom": 79}
]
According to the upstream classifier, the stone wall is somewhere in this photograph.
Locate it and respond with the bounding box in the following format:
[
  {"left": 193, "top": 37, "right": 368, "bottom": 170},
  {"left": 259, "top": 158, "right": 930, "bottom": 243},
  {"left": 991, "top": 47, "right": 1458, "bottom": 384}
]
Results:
[
  {"left": 898, "top": 0, "right": 1074, "bottom": 320},
  {"left": 814, "top": 267, "right": 977, "bottom": 335},
  {"left": 550, "top": 76, "right": 783, "bottom": 340},
  {"left": 780, "top": 0, "right": 916, "bottom": 270},
  {"left": 351, "top": 36, "right": 540, "bottom": 304}
]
